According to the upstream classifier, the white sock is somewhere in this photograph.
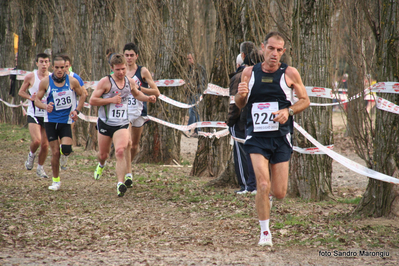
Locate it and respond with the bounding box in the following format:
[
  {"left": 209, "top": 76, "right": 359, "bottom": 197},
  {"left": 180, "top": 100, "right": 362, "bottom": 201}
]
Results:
[
  {"left": 125, "top": 173, "right": 132, "bottom": 178},
  {"left": 37, "top": 165, "right": 43, "bottom": 170},
  {"left": 260, "top": 219, "right": 270, "bottom": 233},
  {"left": 99, "top": 163, "right": 105, "bottom": 168},
  {"left": 29, "top": 151, "right": 35, "bottom": 156}
]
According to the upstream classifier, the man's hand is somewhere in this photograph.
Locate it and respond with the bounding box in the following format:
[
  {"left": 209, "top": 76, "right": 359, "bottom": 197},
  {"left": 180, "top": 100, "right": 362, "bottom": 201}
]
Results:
[
  {"left": 30, "top": 93, "right": 37, "bottom": 102},
  {"left": 148, "top": 95, "right": 156, "bottom": 103},
  {"left": 47, "top": 102, "right": 54, "bottom": 113},
  {"left": 110, "top": 95, "right": 122, "bottom": 104},
  {"left": 70, "top": 110, "right": 79, "bottom": 121},
  {"left": 272, "top": 108, "right": 289, "bottom": 124},
  {"left": 237, "top": 76, "right": 249, "bottom": 99}
]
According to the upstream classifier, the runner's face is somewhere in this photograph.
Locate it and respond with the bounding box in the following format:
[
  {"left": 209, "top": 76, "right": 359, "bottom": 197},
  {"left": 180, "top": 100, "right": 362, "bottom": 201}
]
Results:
[
  {"left": 53, "top": 60, "right": 66, "bottom": 78},
  {"left": 36, "top": 57, "right": 50, "bottom": 72},
  {"left": 187, "top": 54, "right": 194, "bottom": 65},
  {"left": 261, "top": 37, "right": 286, "bottom": 67},
  {"left": 124, "top": 50, "right": 137, "bottom": 66},
  {"left": 65, "top": 60, "right": 70, "bottom": 70},
  {"left": 112, "top": 63, "right": 127, "bottom": 80}
]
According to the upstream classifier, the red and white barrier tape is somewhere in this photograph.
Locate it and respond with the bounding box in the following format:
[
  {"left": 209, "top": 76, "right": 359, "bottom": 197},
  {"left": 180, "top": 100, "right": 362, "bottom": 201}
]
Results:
[
  {"left": 294, "top": 122, "right": 399, "bottom": 184},
  {"left": 371, "top": 82, "right": 399, "bottom": 93},
  {"left": 376, "top": 96, "right": 399, "bottom": 115}
]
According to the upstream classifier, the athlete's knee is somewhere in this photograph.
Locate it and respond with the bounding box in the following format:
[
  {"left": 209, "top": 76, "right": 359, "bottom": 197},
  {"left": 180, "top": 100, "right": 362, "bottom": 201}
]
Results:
[
  {"left": 115, "top": 146, "right": 127, "bottom": 159},
  {"left": 256, "top": 179, "right": 271, "bottom": 193},
  {"left": 32, "top": 138, "right": 41, "bottom": 147},
  {"left": 273, "top": 187, "right": 287, "bottom": 199},
  {"left": 131, "top": 143, "right": 140, "bottom": 154},
  {"left": 60, "top": 144, "right": 73, "bottom": 156},
  {"left": 41, "top": 140, "right": 49, "bottom": 150}
]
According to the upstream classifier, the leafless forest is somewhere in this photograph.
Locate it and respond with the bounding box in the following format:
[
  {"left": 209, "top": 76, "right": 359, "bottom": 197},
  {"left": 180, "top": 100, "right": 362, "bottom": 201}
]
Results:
[{"left": 0, "top": 0, "right": 398, "bottom": 216}]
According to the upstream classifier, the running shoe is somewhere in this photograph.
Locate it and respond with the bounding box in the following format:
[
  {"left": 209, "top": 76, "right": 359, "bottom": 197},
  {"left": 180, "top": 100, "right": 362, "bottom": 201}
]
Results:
[
  {"left": 117, "top": 183, "right": 127, "bottom": 197},
  {"left": 235, "top": 189, "right": 248, "bottom": 195},
  {"left": 94, "top": 163, "right": 104, "bottom": 180},
  {"left": 25, "top": 153, "right": 35, "bottom": 170},
  {"left": 36, "top": 167, "right": 48, "bottom": 178},
  {"left": 250, "top": 190, "right": 257, "bottom": 195},
  {"left": 124, "top": 175, "right": 133, "bottom": 188},
  {"left": 258, "top": 230, "right": 273, "bottom": 246},
  {"left": 48, "top": 182, "right": 61, "bottom": 191},
  {"left": 60, "top": 154, "right": 68, "bottom": 170}
]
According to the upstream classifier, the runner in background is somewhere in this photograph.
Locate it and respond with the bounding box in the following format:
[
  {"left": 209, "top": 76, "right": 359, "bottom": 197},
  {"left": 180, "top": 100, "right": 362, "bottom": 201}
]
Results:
[{"left": 18, "top": 53, "right": 51, "bottom": 179}]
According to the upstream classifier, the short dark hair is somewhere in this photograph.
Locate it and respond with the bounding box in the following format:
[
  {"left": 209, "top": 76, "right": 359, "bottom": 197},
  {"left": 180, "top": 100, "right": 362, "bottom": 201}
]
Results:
[
  {"left": 248, "top": 48, "right": 264, "bottom": 66},
  {"left": 263, "top": 32, "right": 286, "bottom": 45},
  {"left": 106, "top": 47, "right": 115, "bottom": 55},
  {"left": 52, "top": 55, "right": 65, "bottom": 65},
  {"left": 240, "top": 41, "right": 255, "bottom": 57},
  {"left": 110, "top": 53, "right": 126, "bottom": 67},
  {"left": 35, "top": 53, "right": 50, "bottom": 62},
  {"left": 123, "top": 43, "right": 139, "bottom": 54},
  {"left": 60, "top": 54, "right": 71, "bottom": 64}
]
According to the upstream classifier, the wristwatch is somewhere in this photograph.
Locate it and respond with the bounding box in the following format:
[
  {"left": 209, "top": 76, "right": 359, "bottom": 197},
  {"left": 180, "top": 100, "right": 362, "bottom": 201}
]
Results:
[
  {"left": 74, "top": 109, "right": 81, "bottom": 114},
  {"left": 288, "top": 107, "right": 294, "bottom": 116}
]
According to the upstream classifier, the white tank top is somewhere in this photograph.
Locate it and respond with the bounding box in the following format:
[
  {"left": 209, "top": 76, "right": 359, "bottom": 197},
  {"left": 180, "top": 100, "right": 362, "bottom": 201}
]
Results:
[
  {"left": 27, "top": 70, "right": 48, "bottom": 118},
  {"left": 98, "top": 76, "right": 131, "bottom": 126}
]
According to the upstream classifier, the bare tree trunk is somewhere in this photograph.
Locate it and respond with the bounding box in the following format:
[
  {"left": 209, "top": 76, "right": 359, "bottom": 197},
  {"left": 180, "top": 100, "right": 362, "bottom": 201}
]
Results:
[
  {"left": 288, "top": 0, "right": 334, "bottom": 200},
  {"left": 0, "top": 0, "right": 19, "bottom": 124},
  {"left": 199, "top": 0, "right": 273, "bottom": 180},
  {"left": 354, "top": 0, "right": 399, "bottom": 217},
  {"left": 134, "top": 1, "right": 189, "bottom": 164}
]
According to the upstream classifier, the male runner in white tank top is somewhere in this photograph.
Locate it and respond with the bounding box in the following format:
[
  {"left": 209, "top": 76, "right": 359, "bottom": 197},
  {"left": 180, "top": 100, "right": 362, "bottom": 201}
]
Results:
[
  {"left": 18, "top": 53, "right": 51, "bottom": 179},
  {"left": 123, "top": 43, "right": 160, "bottom": 185},
  {"left": 90, "top": 54, "right": 156, "bottom": 197}
]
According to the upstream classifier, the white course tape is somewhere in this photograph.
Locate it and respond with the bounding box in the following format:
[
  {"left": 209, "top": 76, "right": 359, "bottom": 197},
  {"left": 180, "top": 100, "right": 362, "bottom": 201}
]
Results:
[
  {"left": 198, "top": 128, "right": 230, "bottom": 139},
  {"left": 371, "top": 82, "right": 399, "bottom": 94},
  {"left": 205, "top": 83, "right": 230, "bottom": 96},
  {"left": 294, "top": 122, "right": 399, "bottom": 184},
  {"left": 305, "top": 86, "right": 334, "bottom": 99},
  {"left": 158, "top": 94, "right": 203, "bottom": 108},
  {"left": 155, "top": 79, "right": 185, "bottom": 87},
  {"left": 0, "top": 98, "right": 29, "bottom": 107},
  {"left": 293, "top": 145, "right": 334, "bottom": 154},
  {"left": 376, "top": 96, "right": 399, "bottom": 115}
]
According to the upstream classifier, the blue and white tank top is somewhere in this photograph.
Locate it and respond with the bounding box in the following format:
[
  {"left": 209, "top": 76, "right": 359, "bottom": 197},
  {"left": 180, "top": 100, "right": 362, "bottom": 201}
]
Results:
[{"left": 44, "top": 74, "right": 77, "bottom": 124}]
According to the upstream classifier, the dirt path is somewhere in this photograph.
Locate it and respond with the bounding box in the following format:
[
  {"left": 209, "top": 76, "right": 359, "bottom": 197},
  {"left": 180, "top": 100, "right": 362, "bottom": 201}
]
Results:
[{"left": 1, "top": 114, "right": 398, "bottom": 265}]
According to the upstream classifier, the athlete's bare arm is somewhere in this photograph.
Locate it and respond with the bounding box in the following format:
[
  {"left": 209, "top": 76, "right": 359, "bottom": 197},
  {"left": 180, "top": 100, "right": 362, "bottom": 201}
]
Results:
[
  {"left": 272, "top": 66, "right": 310, "bottom": 124},
  {"left": 139, "top": 67, "right": 160, "bottom": 97},
  {"left": 235, "top": 66, "right": 253, "bottom": 109},
  {"left": 285, "top": 66, "right": 310, "bottom": 114},
  {"left": 18, "top": 73, "right": 35, "bottom": 101},
  {"left": 128, "top": 77, "right": 156, "bottom": 103},
  {"left": 69, "top": 77, "right": 87, "bottom": 120},
  {"left": 34, "top": 77, "right": 54, "bottom": 113},
  {"left": 89, "top": 77, "right": 122, "bottom": 106}
]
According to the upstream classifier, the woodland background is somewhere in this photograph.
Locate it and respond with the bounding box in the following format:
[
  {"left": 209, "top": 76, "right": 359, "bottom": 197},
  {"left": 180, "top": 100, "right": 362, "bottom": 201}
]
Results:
[{"left": 0, "top": 0, "right": 398, "bottom": 217}]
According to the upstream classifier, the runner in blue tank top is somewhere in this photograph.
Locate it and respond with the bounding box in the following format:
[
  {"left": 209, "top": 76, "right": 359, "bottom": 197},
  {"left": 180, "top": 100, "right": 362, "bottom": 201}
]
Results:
[
  {"left": 235, "top": 32, "right": 310, "bottom": 247},
  {"left": 59, "top": 54, "right": 88, "bottom": 170},
  {"left": 34, "top": 55, "right": 87, "bottom": 192},
  {"left": 90, "top": 54, "right": 156, "bottom": 197},
  {"left": 123, "top": 43, "right": 160, "bottom": 184}
]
